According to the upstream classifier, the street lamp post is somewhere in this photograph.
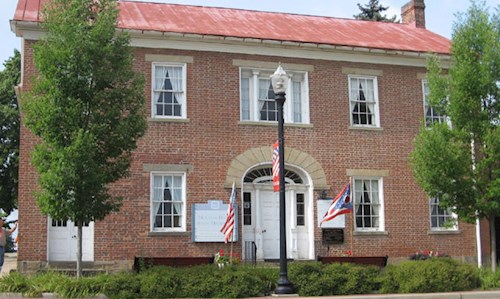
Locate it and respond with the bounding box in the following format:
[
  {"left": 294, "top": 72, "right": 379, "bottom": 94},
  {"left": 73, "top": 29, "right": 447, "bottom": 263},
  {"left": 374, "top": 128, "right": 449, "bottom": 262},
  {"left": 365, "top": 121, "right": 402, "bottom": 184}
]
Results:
[{"left": 271, "top": 64, "right": 295, "bottom": 295}]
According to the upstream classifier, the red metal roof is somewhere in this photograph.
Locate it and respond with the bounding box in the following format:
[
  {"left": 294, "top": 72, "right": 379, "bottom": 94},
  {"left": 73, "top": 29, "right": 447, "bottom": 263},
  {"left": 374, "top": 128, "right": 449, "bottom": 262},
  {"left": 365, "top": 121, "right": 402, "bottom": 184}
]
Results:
[{"left": 13, "top": 0, "right": 451, "bottom": 54}]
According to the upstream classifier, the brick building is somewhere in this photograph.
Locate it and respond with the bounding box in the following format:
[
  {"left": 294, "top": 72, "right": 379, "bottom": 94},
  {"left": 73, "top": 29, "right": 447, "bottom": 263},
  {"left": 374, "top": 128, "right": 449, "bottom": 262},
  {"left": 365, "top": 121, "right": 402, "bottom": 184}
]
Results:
[{"left": 11, "top": 0, "right": 492, "bottom": 272}]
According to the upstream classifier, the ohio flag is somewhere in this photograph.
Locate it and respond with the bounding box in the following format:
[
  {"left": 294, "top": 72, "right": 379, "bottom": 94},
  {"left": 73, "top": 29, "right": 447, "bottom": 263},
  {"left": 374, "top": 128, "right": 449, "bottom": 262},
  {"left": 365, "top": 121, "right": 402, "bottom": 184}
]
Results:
[{"left": 321, "top": 183, "right": 353, "bottom": 224}]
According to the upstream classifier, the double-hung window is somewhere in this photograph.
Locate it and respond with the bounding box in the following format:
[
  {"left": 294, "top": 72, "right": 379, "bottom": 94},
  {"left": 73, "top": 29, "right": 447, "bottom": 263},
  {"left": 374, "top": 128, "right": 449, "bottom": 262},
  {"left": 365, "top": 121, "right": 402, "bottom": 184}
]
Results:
[
  {"left": 429, "top": 197, "right": 457, "bottom": 231},
  {"left": 152, "top": 63, "right": 186, "bottom": 118},
  {"left": 151, "top": 172, "right": 186, "bottom": 232},
  {"left": 240, "top": 68, "right": 309, "bottom": 124},
  {"left": 422, "top": 80, "right": 447, "bottom": 127},
  {"left": 353, "top": 178, "right": 384, "bottom": 231},
  {"left": 349, "top": 76, "right": 380, "bottom": 127}
]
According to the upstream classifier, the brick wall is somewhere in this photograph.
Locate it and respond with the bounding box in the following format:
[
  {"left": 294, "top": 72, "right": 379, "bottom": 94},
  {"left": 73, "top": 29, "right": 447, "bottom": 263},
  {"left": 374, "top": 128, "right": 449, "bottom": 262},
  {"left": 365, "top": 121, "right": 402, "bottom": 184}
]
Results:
[{"left": 17, "top": 42, "right": 481, "bottom": 265}]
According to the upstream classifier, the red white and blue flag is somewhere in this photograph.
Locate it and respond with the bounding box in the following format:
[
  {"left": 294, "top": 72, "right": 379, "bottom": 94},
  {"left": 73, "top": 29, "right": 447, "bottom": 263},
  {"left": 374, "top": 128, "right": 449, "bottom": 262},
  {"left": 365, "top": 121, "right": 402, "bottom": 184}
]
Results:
[
  {"left": 272, "top": 141, "right": 280, "bottom": 192},
  {"left": 220, "top": 182, "right": 236, "bottom": 243},
  {"left": 321, "top": 183, "right": 353, "bottom": 224}
]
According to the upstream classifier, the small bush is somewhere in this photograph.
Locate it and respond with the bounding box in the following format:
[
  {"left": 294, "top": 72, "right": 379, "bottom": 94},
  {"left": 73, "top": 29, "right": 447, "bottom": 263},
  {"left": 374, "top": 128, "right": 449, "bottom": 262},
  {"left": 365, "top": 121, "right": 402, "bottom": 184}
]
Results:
[
  {"left": 288, "top": 262, "right": 381, "bottom": 296},
  {"left": 139, "top": 266, "right": 180, "bottom": 298},
  {"left": 480, "top": 268, "right": 500, "bottom": 289},
  {"left": 380, "top": 258, "right": 480, "bottom": 294},
  {"left": 100, "top": 272, "right": 140, "bottom": 299}
]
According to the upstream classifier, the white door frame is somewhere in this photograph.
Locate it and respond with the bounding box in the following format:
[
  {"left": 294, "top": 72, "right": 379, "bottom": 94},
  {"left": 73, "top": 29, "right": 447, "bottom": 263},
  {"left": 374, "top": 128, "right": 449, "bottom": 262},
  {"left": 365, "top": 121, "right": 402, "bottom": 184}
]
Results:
[{"left": 241, "top": 164, "right": 315, "bottom": 261}]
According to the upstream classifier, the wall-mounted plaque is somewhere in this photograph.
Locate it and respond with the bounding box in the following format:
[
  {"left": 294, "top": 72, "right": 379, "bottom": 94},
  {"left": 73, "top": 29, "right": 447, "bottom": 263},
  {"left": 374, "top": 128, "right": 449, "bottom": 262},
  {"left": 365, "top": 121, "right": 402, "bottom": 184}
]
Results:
[
  {"left": 322, "top": 228, "right": 344, "bottom": 245},
  {"left": 192, "top": 200, "right": 238, "bottom": 242}
]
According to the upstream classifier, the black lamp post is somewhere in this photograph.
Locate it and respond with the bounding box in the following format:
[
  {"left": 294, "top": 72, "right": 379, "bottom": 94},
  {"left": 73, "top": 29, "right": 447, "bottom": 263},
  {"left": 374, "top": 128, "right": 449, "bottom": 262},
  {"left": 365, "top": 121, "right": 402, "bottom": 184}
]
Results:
[{"left": 271, "top": 64, "right": 295, "bottom": 295}]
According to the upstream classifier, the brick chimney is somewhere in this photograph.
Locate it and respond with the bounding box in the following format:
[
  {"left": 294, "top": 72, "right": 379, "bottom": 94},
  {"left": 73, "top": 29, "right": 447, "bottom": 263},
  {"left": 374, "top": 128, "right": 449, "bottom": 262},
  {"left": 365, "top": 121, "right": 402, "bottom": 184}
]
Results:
[{"left": 401, "top": 0, "right": 426, "bottom": 28}]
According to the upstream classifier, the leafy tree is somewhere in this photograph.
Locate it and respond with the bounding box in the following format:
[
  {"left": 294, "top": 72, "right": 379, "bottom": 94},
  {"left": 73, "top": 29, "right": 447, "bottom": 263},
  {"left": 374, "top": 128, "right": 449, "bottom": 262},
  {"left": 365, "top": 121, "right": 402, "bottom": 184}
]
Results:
[
  {"left": 410, "top": 1, "right": 499, "bottom": 271},
  {"left": 0, "top": 50, "right": 21, "bottom": 215},
  {"left": 23, "top": 0, "right": 147, "bottom": 277},
  {"left": 354, "top": 0, "right": 398, "bottom": 22}
]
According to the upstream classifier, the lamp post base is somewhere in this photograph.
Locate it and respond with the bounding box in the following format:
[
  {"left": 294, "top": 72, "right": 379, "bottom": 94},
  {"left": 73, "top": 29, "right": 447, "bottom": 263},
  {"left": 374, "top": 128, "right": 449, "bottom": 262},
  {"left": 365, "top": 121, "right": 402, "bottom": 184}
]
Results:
[{"left": 274, "top": 277, "right": 296, "bottom": 295}]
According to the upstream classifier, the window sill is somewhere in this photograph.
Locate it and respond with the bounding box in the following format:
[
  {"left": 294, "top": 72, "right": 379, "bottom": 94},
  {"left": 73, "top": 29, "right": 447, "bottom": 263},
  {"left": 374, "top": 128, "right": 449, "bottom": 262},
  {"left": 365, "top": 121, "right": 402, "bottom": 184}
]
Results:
[
  {"left": 148, "top": 117, "right": 190, "bottom": 123},
  {"left": 428, "top": 229, "right": 461, "bottom": 235},
  {"left": 148, "top": 231, "right": 190, "bottom": 237},
  {"left": 238, "top": 121, "right": 313, "bottom": 129},
  {"left": 353, "top": 230, "right": 388, "bottom": 236},
  {"left": 349, "top": 126, "right": 383, "bottom": 132}
]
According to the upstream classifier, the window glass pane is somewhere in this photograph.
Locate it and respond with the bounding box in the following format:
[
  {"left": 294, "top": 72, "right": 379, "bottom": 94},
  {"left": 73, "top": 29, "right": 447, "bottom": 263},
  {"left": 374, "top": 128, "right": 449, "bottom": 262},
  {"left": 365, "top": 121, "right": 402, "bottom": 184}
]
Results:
[
  {"left": 241, "top": 77, "right": 250, "bottom": 120},
  {"left": 296, "top": 193, "right": 305, "bottom": 226},
  {"left": 151, "top": 173, "right": 185, "bottom": 231},
  {"left": 293, "top": 81, "right": 302, "bottom": 123},
  {"left": 153, "top": 65, "right": 184, "bottom": 117},
  {"left": 241, "top": 68, "right": 308, "bottom": 124},
  {"left": 350, "top": 77, "right": 375, "bottom": 126},
  {"left": 243, "top": 192, "right": 252, "bottom": 225},
  {"left": 354, "top": 179, "right": 381, "bottom": 230}
]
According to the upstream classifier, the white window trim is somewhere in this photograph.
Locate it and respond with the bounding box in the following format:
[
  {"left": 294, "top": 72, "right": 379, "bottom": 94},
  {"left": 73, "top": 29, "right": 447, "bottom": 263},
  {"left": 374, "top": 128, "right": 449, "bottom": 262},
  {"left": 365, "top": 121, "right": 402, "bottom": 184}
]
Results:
[
  {"left": 348, "top": 75, "right": 380, "bottom": 128},
  {"left": 151, "top": 62, "right": 187, "bottom": 119},
  {"left": 352, "top": 176, "right": 385, "bottom": 232},
  {"left": 150, "top": 171, "right": 187, "bottom": 233},
  {"left": 429, "top": 198, "right": 458, "bottom": 231},
  {"left": 239, "top": 67, "right": 310, "bottom": 124}
]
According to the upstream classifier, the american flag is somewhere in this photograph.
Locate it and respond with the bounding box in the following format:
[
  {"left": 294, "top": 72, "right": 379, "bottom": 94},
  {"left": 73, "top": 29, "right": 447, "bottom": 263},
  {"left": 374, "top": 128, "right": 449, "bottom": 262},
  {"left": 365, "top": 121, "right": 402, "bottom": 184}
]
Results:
[
  {"left": 272, "top": 140, "right": 280, "bottom": 192},
  {"left": 220, "top": 182, "right": 236, "bottom": 243},
  {"left": 321, "top": 183, "right": 353, "bottom": 224}
]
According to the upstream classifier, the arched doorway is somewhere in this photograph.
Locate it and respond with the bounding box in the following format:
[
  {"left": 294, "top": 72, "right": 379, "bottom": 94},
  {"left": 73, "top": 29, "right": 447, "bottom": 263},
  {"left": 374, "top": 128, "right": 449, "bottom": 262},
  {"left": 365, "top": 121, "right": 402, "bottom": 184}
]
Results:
[{"left": 241, "top": 165, "right": 314, "bottom": 260}]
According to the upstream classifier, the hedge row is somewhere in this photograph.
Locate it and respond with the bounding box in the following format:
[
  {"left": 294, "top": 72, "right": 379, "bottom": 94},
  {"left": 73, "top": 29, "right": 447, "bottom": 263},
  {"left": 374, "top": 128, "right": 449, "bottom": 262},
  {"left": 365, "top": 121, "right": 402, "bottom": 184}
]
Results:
[{"left": 0, "top": 258, "right": 492, "bottom": 298}]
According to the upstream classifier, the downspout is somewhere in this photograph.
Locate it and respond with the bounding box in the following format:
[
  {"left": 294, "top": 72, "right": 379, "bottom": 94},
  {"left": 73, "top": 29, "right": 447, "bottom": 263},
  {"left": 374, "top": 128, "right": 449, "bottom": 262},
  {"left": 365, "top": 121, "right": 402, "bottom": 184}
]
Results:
[{"left": 476, "top": 216, "right": 482, "bottom": 268}]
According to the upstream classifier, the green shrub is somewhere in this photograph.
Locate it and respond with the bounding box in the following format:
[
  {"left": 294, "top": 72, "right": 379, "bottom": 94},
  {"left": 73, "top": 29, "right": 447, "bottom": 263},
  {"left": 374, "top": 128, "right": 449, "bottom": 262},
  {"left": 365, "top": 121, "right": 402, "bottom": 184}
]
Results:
[
  {"left": 480, "top": 268, "right": 500, "bottom": 289},
  {"left": 138, "top": 266, "right": 180, "bottom": 298},
  {"left": 100, "top": 271, "right": 140, "bottom": 299},
  {"left": 174, "top": 264, "right": 274, "bottom": 298},
  {"left": 323, "top": 263, "right": 381, "bottom": 295},
  {"left": 380, "top": 258, "right": 480, "bottom": 294},
  {"left": 288, "top": 262, "right": 381, "bottom": 296}
]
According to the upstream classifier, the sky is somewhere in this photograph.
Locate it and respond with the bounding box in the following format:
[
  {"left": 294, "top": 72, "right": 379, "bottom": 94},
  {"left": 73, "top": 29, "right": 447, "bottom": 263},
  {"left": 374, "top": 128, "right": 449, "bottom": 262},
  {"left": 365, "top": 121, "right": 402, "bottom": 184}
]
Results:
[{"left": 1, "top": 0, "right": 500, "bottom": 70}]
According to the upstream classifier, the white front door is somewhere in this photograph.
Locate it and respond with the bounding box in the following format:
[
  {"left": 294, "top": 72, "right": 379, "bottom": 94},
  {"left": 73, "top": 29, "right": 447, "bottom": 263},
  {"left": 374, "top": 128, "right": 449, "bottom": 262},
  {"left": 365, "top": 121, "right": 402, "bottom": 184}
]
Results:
[
  {"left": 261, "top": 190, "right": 280, "bottom": 259},
  {"left": 48, "top": 219, "right": 94, "bottom": 261}
]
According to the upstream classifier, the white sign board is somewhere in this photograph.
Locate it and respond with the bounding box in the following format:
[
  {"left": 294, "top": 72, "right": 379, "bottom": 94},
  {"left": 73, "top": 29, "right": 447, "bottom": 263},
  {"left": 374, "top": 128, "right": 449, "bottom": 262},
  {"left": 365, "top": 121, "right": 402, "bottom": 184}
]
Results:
[
  {"left": 192, "top": 200, "right": 238, "bottom": 242},
  {"left": 317, "top": 199, "right": 346, "bottom": 228}
]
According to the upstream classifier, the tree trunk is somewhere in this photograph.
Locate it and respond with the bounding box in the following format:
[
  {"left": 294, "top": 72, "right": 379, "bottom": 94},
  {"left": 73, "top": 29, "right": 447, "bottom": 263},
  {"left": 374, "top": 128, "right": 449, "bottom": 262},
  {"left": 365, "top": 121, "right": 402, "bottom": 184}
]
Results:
[
  {"left": 76, "top": 222, "right": 83, "bottom": 278},
  {"left": 491, "top": 216, "right": 497, "bottom": 272}
]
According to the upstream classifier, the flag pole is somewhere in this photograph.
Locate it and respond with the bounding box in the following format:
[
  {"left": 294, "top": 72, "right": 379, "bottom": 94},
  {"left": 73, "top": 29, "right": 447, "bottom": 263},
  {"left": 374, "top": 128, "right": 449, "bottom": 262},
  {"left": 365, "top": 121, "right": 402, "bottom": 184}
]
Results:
[
  {"left": 349, "top": 177, "right": 354, "bottom": 257},
  {"left": 230, "top": 181, "right": 235, "bottom": 264}
]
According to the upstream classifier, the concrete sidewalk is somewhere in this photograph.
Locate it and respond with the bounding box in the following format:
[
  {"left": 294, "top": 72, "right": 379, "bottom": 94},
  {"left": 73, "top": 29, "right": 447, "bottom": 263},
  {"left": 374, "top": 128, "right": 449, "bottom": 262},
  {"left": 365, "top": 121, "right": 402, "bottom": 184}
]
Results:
[{"left": 0, "top": 252, "right": 17, "bottom": 277}]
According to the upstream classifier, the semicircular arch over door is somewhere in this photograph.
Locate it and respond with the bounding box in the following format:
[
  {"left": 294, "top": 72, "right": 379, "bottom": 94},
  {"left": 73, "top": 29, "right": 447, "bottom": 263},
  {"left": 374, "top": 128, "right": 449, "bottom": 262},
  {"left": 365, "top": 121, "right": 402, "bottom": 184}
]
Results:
[{"left": 241, "top": 164, "right": 314, "bottom": 261}]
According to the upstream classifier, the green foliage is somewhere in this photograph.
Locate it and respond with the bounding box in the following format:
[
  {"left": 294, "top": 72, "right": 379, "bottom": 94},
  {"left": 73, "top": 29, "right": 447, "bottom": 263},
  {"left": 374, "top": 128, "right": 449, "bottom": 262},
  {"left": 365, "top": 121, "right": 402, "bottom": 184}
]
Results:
[
  {"left": 23, "top": 0, "right": 147, "bottom": 225},
  {"left": 99, "top": 272, "right": 140, "bottom": 299},
  {"left": 353, "top": 0, "right": 398, "bottom": 22},
  {"left": 380, "top": 258, "right": 480, "bottom": 294},
  {"left": 288, "top": 262, "right": 381, "bottom": 296},
  {"left": 138, "top": 267, "right": 180, "bottom": 298},
  {"left": 0, "top": 50, "right": 21, "bottom": 214},
  {"left": 0, "top": 260, "right": 493, "bottom": 297},
  {"left": 479, "top": 268, "right": 500, "bottom": 289},
  {"left": 411, "top": 1, "right": 500, "bottom": 223},
  {"left": 0, "top": 271, "right": 30, "bottom": 294}
]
